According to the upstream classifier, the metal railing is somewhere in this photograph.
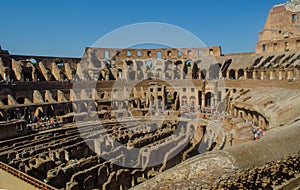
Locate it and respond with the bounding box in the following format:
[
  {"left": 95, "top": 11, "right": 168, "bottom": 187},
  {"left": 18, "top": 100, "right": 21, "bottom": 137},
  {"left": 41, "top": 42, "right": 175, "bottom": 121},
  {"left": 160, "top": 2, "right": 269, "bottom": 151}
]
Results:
[{"left": 0, "top": 161, "right": 57, "bottom": 190}]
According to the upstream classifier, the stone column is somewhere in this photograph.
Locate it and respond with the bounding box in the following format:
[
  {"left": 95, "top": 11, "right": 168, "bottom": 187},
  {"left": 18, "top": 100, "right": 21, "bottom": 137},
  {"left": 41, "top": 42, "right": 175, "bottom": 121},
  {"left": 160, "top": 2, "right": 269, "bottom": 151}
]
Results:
[
  {"left": 279, "top": 70, "right": 282, "bottom": 80},
  {"left": 253, "top": 70, "right": 257, "bottom": 79},
  {"left": 247, "top": 112, "right": 253, "bottom": 121},
  {"left": 201, "top": 92, "right": 205, "bottom": 108},
  {"left": 270, "top": 70, "right": 274, "bottom": 80},
  {"left": 287, "top": 70, "right": 293, "bottom": 80},
  {"left": 244, "top": 70, "right": 247, "bottom": 80},
  {"left": 233, "top": 107, "right": 238, "bottom": 117},
  {"left": 214, "top": 93, "right": 218, "bottom": 108},
  {"left": 155, "top": 97, "right": 159, "bottom": 110},
  {"left": 261, "top": 71, "right": 265, "bottom": 80}
]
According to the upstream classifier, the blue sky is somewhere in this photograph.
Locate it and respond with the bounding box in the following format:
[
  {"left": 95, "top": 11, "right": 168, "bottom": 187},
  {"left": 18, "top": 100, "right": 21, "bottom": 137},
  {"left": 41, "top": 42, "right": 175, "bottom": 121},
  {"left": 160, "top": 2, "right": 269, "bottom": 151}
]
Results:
[{"left": 0, "top": 0, "right": 287, "bottom": 57}]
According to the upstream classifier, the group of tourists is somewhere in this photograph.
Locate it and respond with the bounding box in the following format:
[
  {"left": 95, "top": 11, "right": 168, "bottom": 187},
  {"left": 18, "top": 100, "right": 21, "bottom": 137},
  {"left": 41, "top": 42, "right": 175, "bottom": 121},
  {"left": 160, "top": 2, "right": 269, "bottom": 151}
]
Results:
[
  {"left": 252, "top": 126, "right": 265, "bottom": 140},
  {"left": 26, "top": 115, "right": 59, "bottom": 132}
]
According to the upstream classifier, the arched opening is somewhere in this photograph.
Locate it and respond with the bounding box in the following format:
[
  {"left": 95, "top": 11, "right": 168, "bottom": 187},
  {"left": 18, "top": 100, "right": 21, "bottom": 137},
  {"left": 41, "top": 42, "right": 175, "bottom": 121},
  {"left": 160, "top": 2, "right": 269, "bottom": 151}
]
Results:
[
  {"left": 246, "top": 70, "right": 253, "bottom": 79},
  {"left": 205, "top": 92, "right": 213, "bottom": 107},
  {"left": 2, "top": 98, "right": 8, "bottom": 105},
  {"left": 189, "top": 96, "right": 196, "bottom": 112},
  {"left": 16, "top": 97, "right": 25, "bottom": 104},
  {"left": 201, "top": 69, "right": 207, "bottom": 80},
  {"left": 209, "top": 63, "right": 220, "bottom": 80},
  {"left": 59, "top": 70, "right": 67, "bottom": 81},
  {"left": 30, "top": 58, "right": 37, "bottom": 64},
  {"left": 150, "top": 95, "right": 155, "bottom": 108},
  {"left": 181, "top": 96, "right": 188, "bottom": 106},
  {"left": 183, "top": 61, "right": 191, "bottom": 79},
  {"left": 46, "top": 106, "right": 55, "bottom": 117},
  {"left": 46, "top": 68, "right": 54, "bottom": 81},
  {"left": 175, "top": 60, "right": 182, "bottom": 65},
  {"left": 35, "top": 107, "right": 44, "bottom": 118},
  {"left": 78, "top": 102, "right": 88, "bottom": 113},
  {"left": 158, "top": 96, "right": 163, "bottom": 109},
  {"left": 166, "top": 92, "right": 172, "bottom": 108},
  {"left": 192, "top": 63, "right": 199, "bottom": 79},
  {"left": 156, "top": 68, "right": 162, "bottom": 79},
  {"left": 136, "top": 61, "right": 143, "bottom": 69},
  {"left": 237, "top": 69, "right": 244, "bottom": 79},
  {"left": 98, "top": 70, "right": 105, "bottom": 81},
  {"left": 137, "top": 69, "right": 143, "bottom": 80},
  {"left": 173, "top": 92, "right": 178, "bottom": 104},
  {"left": 281, "top": 70, "right": 287, "bottom": 80},
  {"left": 126, "top": 60, "right": 134, "bottom": 69},
  {"left": 165, "top": 60, "right": 172, "bottom": 70},
  {"left": 146, "top": 61, "right": 152, "bottom": 70},
  {"left": 185, "top": 60, "right": 192, "bottom": 67},
  {"left": 53, "top": 95, "right": 58, "bottom": 102},
  {"left": 129, "top": 71, "right": 136, "bottom": 80},
  {"left": 229, "top": 69, "right": 236, "bottom": 79},
  {"left": 118, "top": 68, "right": 123, "bottom": 80},
  {"left": 147, "top": 71, "right": 153, "bottom": 79},
  {"left": 23, "top": 66, "right": 33, "bottom": 81}
]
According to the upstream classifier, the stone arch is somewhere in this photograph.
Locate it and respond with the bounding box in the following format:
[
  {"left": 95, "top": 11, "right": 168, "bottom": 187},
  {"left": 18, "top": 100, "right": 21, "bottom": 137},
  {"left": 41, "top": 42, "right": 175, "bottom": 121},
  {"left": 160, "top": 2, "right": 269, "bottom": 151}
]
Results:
[
  {"left": 136, "top": 61, "right": 143, "bottom": 69},
  {"left": 246, "top": 69, "right": 253, "bottom": 79},
  {"left": 117, "top": 68, "right": 123, "bottom": 80},
  {"left": 1, "top": 98, "right": 8, "bottom": 105},
  {"left": 23, "top": 66, "right": 33, "bottom": 81},
  {"left": 200, "top": 69, "right": 207, "bottom": 80},
  {"left": 129, "top": 70, "right": 136, "bottom": 80},
  {"left": 272, "top": 69, "right": 279, "bottom": 80},
  {"left": 185, "top": 60, "right": 192, "bottom": 67},
  {"left": 165, "top": 60, "right": 172, "bottom": 70},
  {"left": 137, "top": 69, "right": 144, "bottom": 80},
  {"left": 280, "top": 69, "right": 287, "bottom": 80},
  {"left": 156, "top": 68, "right": 163, "bottom": 79},
  {"left": 34, "top": 107, "right": 44, "bottom": 117},
  {"left": 192, "top": 61, "right": 200, "bottom": 79},
  {"left": 53, "top": 95, "right": 58, "bottom": 101},
  {"left": 174, "top": 60, "right": 182, "bottom": 65},
  {"left": 78, "top": 102, "right": 88, "bottom": 113},
  {"left": 173, "top": 61, "right": 182, "bottom": 80},
  {"left": 100, "top": 92, "right": 106, "bottom": 99},
  {"left": 209, "top": 63, "right": 220, "bottom": 80},
  {"left": 46, "top": 105, "right": 55, "bottom": 117},
  {"left": 229, "top": 69, "right": 236, "bottom": 79},
  {"left": 205, "top": 92, "right": 214, "bottom": 107},
  {"left": 181, "top": 95, "right": 188, "bottom": 106},
  {"left": 266, "top": 69, "right": 272, "bottom": 80},
  {"left": 146, "top": 61, "right": 153, "bottom": 70},
  {"left": 87, "top": 101, "right": 97, "bottom": 113},
  {"left": 147, "top": 70, "right": 153, "bottom": 79},
  {"left": 157, "top": 95, "right": 163, "bottom": 109},
  {"left": 237, "top": 69, "right": 244, "bottom": 79},
  {"left": 189, "top": 96, "right": 196, "bottom": 112},
  {"left": 16, "top": 97, "right": 25, "bottom": 104},
  {"left": 126, "top": 60, "right": 134, "bottom": 67}
]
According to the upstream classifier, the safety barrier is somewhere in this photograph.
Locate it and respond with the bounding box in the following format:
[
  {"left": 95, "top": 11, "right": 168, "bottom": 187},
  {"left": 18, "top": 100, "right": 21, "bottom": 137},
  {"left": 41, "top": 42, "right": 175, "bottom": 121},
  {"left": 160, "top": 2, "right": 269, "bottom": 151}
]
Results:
[{"left": 0, "top": 161, "right": 57, "bottom": 190}]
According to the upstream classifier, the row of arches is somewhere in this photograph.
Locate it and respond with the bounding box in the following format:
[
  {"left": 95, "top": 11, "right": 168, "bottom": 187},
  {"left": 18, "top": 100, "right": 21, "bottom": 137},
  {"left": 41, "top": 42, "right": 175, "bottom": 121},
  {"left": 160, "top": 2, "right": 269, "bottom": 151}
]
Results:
[
  {"left": 122, "top": 60, "right": 222, "bottom": 81},
  {"left": 226, "top": 68, "right": 300, "bottom": 80}
]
